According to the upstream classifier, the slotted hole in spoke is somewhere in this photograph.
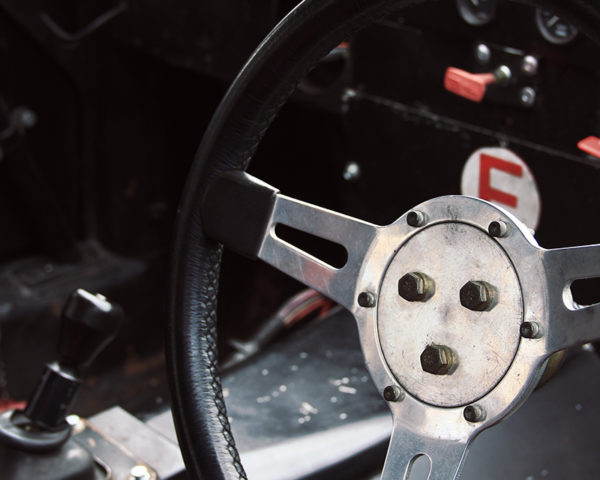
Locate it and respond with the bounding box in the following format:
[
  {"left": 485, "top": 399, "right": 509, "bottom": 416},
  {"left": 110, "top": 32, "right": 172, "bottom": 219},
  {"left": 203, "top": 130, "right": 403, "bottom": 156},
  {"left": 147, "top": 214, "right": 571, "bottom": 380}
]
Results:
[
  {"left": 570, "top": 278, "right": 600, "bottom": 307},
  {"left": 405, "top": 454, "right": 431, "bottom": 480},
  {"left": 274, "top": 224, "right": 347, "bottom": 269}
]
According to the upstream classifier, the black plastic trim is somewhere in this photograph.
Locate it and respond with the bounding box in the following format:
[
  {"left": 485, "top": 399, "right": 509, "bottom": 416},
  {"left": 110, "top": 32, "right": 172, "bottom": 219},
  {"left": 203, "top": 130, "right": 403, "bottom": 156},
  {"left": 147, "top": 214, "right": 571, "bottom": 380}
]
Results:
[{"left": 201, "top": 171, "right": 278, "bottom": 259}]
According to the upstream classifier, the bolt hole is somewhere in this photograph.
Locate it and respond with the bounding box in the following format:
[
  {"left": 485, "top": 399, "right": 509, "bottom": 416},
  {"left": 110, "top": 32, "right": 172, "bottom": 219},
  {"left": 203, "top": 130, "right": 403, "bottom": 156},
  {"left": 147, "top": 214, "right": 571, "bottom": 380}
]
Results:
[
  {"left": 570, "top": 278, "right": 600, "bottom": 307},
  {"left": 274, "top": 224, "right": 348, "bottom": 269},
  {"left": 404, "top": 454, "right": 431, "bottom": 480}
]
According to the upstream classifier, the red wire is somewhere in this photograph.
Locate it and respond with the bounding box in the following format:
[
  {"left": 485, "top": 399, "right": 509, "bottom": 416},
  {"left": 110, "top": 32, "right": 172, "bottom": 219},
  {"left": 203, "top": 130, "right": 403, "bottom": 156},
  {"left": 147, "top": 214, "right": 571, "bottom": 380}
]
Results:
[{"left": 283, "top": 296, "right": 334, "bottom": 327}]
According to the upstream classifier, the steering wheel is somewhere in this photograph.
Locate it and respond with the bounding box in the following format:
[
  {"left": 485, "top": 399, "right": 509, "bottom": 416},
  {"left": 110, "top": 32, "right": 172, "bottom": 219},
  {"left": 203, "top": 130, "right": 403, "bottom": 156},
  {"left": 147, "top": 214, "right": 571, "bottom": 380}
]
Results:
[{"left": 167, "top": 1, "right": 600, "bottom": 479}]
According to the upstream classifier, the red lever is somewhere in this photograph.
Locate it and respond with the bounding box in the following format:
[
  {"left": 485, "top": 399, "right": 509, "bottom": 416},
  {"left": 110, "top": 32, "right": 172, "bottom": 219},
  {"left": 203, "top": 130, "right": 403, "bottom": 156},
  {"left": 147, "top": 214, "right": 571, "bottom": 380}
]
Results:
[
  {"left": 577, "top": 136, "right": 600, "bottom": 159},
  {"left": 444, "top": 67, "right": 495, "bottom": 103}
]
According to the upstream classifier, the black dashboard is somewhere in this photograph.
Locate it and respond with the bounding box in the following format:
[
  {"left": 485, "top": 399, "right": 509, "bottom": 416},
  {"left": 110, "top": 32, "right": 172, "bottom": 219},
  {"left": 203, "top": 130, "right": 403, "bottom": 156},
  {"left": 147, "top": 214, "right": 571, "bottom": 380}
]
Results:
[{"left": 337, "top": 1, "right": 600, "bottom": 256}]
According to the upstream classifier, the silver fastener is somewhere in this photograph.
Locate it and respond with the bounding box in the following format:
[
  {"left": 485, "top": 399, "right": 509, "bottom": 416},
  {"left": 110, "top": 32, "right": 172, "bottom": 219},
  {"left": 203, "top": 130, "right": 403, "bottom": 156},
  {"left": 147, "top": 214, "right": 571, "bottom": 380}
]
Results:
[
  {"left": 406, "top": 210, "right": 426, "bottom": 227},
  {"left": 464, "top": 404, "right": 486, "bottom": 423},
  {"left": 520, "top": 321, "right": 543, "bottom": 339},
  {"left": 342, "top": 88, "right": 357, "bottom": 102},
  {"left": 519, "top": 86, "right": 536, "bottom": 107},
  {"left": 129, "top": 465, "right": 151, "bottom": 480},
  {"left": 65, "top": 414, "right": 85, "bottom": 434},
  {"left": 475, "top": 43, "right": 491, "bottom": 64},
  {"left": 488, "top": 220, "right": 509, "bottom": 238},
  {"left": 494, "top": 65, "right": 512, "bottom": 84},
  {"left": 357, "top": 291, "right": 376, "bottom": 308},
  {"left": 383, "top": 385, "right": 404, "bottom": 402},
  {"left": 521, "top": 55, "right": 538, "bottom": 75},
  {"left": 343, "top": 162, "right": 361, "bottom": 182}
]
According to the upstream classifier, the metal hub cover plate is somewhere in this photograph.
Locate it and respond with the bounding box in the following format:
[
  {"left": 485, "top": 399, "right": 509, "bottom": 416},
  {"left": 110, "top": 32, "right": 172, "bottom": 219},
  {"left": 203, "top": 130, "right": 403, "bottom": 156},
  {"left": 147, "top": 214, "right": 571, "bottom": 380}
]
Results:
[{"left": 377, "top": 222, "right": 523, "bottom": 407}]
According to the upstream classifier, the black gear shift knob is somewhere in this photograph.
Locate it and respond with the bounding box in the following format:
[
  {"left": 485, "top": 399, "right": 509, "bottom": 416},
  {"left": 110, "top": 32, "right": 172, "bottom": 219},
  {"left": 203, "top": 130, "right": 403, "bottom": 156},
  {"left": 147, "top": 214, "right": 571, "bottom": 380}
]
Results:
[
  {"left": 24, "top": 290, "right": 123, "bottom": 430},
  {"left": 58, "top": 289, "right": 123, "bottom": 370}
]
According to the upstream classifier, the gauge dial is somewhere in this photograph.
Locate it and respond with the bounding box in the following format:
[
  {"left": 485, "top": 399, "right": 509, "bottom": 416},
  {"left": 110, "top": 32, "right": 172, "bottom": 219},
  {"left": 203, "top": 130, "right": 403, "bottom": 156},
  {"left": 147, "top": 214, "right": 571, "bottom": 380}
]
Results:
[
  {"left": 457, "top": 0, "right": 498, "bottom": 26},
  {"left": 535, "top": 8, "right": 579, "bottom": 45}
]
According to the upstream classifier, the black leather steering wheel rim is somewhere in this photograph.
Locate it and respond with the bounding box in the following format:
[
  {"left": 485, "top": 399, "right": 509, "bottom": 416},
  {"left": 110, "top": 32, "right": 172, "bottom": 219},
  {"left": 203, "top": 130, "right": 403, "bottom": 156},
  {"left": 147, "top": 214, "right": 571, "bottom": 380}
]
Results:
[{"left": 167, "top": 1, "right": 600, "bottom": 479}]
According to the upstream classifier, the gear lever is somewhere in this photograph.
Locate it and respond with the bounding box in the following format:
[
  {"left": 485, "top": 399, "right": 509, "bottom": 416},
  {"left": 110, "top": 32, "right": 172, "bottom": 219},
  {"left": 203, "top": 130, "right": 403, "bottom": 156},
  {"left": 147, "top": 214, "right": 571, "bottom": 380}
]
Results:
[
  {"left": 24, "top": 289, "right": 123, "bottom": 430},
  {"left": 0, "top": 289, "right": 123, "bottom": 451}
]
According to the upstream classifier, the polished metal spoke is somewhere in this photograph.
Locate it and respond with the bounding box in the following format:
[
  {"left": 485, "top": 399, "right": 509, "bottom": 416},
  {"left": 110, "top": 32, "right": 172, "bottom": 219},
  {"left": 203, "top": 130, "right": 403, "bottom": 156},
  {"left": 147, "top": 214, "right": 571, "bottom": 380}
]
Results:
[
  {"left": 381, "top": 422, "right": 469, "bottom": 480},
  {"left": 258, "top": 194, "right": 377, "bottom": 310},
  {"left": 543, "top": 244, "right": 600, "bottom": 353}
]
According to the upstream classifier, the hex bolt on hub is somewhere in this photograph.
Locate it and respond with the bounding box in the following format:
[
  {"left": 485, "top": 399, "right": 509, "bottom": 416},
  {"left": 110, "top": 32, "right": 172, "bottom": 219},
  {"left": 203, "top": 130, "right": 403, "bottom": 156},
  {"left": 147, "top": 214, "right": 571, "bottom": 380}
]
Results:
[
  {"left": 420, "top": 344, "right": 457, "bottom": 375},
  {"left": 406, "top": 210, "right": 426, "bottom": 227},
  {"left": 398, "top": 272, "right": 435, "bottom": 302},
  {"left": 357, "top": 291, "right": 376, "bottom": 308},
  {"left": 463, "top": 404, "right": 486, "bottom": 423},
  {"left": 460, "top": 280, "right": 496, "bottom": 311},
  {"left": 520, "top": 321, "right": 543, "bottom": 339},
  {"left": 383, "top": 385, "right": 404, "bottom": 402},
  {"left": 488, "top": 220, "right": 508, "bottom": 238}
]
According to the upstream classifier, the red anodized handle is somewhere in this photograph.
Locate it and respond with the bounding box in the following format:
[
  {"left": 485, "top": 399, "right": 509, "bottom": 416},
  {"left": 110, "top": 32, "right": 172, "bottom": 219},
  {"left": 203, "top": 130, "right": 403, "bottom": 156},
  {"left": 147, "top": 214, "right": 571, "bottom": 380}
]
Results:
[
  {"left": 577, "top": 136, "right": 600, "bottom": 159},
  {"left": 444, "top": 67, "right": 496, "bottom": 103}
]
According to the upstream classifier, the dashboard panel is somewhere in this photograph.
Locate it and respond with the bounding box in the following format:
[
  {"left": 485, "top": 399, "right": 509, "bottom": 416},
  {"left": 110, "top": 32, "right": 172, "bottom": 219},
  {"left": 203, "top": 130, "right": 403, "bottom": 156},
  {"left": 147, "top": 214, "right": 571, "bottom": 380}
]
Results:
[{"left": 342, "top": 0, "right": 600, "bottom": 256}]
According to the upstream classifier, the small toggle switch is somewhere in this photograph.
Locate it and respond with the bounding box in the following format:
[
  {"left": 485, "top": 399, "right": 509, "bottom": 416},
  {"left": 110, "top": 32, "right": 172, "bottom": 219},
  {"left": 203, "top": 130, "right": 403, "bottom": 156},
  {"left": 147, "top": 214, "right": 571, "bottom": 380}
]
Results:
[
  {"left": 444, "top": 65, "right": 511, "bottom": 102},
  {"left": 577, "top": 136, "right": 600, "bottom": 159}
]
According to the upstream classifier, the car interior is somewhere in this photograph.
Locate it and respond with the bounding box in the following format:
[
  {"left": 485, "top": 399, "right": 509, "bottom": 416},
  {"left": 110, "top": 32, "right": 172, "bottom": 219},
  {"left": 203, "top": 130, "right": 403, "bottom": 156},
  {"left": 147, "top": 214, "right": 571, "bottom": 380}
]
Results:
[{"left": 1, "top": 0, "right": 600, "bottom": 479}]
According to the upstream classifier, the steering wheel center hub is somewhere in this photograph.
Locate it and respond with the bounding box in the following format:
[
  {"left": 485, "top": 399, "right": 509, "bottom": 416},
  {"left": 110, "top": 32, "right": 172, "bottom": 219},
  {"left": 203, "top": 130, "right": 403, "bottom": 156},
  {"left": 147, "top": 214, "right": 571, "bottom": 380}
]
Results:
[{"left": 377, "top": 221, "right": 523, "bottom": 407}]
